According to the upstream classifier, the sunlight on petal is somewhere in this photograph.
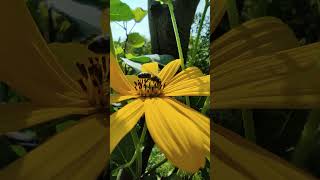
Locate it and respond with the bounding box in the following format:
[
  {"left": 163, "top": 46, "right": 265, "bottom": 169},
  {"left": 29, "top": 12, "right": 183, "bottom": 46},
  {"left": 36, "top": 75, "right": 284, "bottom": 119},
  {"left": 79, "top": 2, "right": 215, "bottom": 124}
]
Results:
[
  {"left": 141, "top": 62, "right": 159, "bottom": 75},
  {"left": 167, "top": 67, "right": 204, "bottom": 86},
  {"left": 0, "top": 114, "right": 107, "bottom": 180},
  {"left": 0, "top": 104, "right": 95, "bottom": 134},
  {"left": 164, "top": 76, "right": 210, "bottom": 96},
  {"left": 110, "top": 53, "right": 135, "bottom": 95},
  {"left": 0, "top": 1, "right": 82, "bottom": 106},
  {"left": 110, "top": 99, "right": 144, "bottom": 153},
  {"left": 144, "top": 98, "right": 206, "bottom": 172},
  {"left": 53, "top": 135, "right": 108, "bottom": 180},
  {"left": 211, "top": 125, "right": 318, "bottom": 180},
  {"left": 110, "top": 94, "right": 138, "bottom": 104},
  {"left": 212, "top": 42, "right": 320, "bottom": 108},
  {"left": 158, "top": 59, "right": 181, "bottom": 84},
  {"left": 164, "top": 98, "right": 210, "bottom": 155},
  {"left": 212, "top": 17, "right": 299, "bottom": 68}
]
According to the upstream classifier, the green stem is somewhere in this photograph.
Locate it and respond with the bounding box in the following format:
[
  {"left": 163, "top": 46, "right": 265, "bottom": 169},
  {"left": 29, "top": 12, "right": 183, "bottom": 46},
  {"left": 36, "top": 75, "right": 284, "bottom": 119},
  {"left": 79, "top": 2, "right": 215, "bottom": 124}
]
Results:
[
  {"left": 142, "top": 158, "right": 168, "bottom": 178},
  {"left": 226, "top": 0, "right": 240, "bottom": 28},
  {"left": 167, "top": 1, "right": 185, "bottom": 69},
  {"left": 116, "top": 168, "right": 123, "bottom": 180},
  {"left": 110, "top": 25, "right": 116, "bottom": 56},
  {"left": 201, "top": 96, "right": 210, "bottom": 114},
  {"left": 191, "top": 0, "right": 209, "bottom": 62},
  {"left": 242, "top": 109, "right": 256, "bottom": 142},
  {"left": 167, "top": 0, "right": 190, "bottom": 106},
  {"left": 137, "top": 123, "right": 147, "bottom": 177},
  {"left": 116, "top": 147, "right": 137, "bottom": 178}
]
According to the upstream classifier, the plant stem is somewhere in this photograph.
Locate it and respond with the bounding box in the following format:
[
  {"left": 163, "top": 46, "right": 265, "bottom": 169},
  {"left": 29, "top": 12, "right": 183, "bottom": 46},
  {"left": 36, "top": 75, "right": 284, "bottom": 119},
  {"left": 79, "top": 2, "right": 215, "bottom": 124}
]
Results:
[
  {"left": 167, "top": 1, "right": 185, "bottom": 69},
  {"left": 167, "top": 0, "right": 190, "bottom": 106},
  {"left": 141, "top": 158, "right": 168, "bottom": 178},
  {"left": 191, "top": 0, "right": 209, "bottom": 62},
  {"left": 116, "top": 168, "right": 123, "bottom": 180},
  {"left": 242, "top": 109, "right": 256, "bottom": 142},
  {"left": 137, "top": 123, "right": 147, "bottom": 177},
  {"left": 201, "top": 96, "right": 210, "bottom": 114}
]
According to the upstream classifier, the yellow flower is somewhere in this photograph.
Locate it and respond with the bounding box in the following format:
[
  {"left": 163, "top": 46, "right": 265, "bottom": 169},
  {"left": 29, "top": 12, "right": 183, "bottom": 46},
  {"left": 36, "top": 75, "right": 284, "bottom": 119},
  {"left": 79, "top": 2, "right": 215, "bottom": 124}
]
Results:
[
  {"left": 110, "top": 53, "right": 210, "bottom": 172},
  {"left": 211, "top": 0, "right": 320, "bottom": 179},
  {"left": 0, "top": 1, "right": 108, "bottom": 179}
]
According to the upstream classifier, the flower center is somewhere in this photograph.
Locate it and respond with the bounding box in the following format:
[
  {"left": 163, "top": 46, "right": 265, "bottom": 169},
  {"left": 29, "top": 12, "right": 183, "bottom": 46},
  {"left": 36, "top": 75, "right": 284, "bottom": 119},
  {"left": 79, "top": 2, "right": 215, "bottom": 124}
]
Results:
[
  {"left": 76, "top": 56, "right": 108, "bottom": 109},
  {"left": 134, "top": 74, "right": 165, "bottom": 97}
]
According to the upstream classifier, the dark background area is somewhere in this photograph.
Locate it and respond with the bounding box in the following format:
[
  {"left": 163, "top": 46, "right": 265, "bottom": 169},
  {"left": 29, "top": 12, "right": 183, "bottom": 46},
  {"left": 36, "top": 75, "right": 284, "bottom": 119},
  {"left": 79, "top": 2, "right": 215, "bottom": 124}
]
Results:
[{"left": 212, "top": 0, "right": 320, "bottom": 178}]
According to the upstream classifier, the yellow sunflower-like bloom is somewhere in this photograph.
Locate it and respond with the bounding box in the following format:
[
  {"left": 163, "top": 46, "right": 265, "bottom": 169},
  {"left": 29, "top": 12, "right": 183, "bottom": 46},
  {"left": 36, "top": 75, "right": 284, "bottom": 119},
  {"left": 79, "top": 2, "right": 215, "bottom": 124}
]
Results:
[
  {"left": 0, "top": 1, "right": 108, "bottom": 179},
  {"left": 110, "top": 53, "right": 210, "bottom": 172}
]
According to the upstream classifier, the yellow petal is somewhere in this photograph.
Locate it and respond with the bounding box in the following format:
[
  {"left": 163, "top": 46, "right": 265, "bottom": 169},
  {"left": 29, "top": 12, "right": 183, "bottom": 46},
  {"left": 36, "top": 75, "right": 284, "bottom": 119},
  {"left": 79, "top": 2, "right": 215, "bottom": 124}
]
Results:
[
  {"left": 211, "top": 124, "right": 317, "bottom": 180},
  {"left": 53, "top": 135, "right": 108, "bottom": 180},
  {"left": 212, "top": 17, "right": 299, "bottom": 68},
  {"left": 212, "top": 42, "right": 320, "bottom": 108},
  {"left": 167, "top": 67, "right": 204, "bottom": 86},
  {"left": 48, "top": 43, "right": 97, "bottom": 81},
  {"left": 212, "top": 0, "right": 226, "bottom": 33},
  {"left": 126, "top": 75, "right": 139, "bottom": 87},
  {"left": 110, "top": 99, "right": 144, "bottom": 153},
  {"left": 141, "top": 62, "right": 159, "bottom": 75},
  {"left": 158, "top": 59, "right": 181, "bottom": 84},
  {"left": 163, "top": 98, "right": 210, "bottom": 155},
  {"left": 0, "top": 1, "right": 81, "bottom": 106},
  {"left": 0, "top": 114, "right": 107, "bottom": 180},
  {"left": 101, "top": 9, "right": 109, "bottom": 35},
  {"left": 0, "top": 104, "right": 95, "bottom": 134},
  {"left": 110, "top": 94, "right": 138, "bottom": 104},
  {"left": 144, "top": 98, "right": 206, "bottom": 172},
  {"left": 110, "top": 53, "right": 135, "bottom": 95},
  {"left": 164, "top": 75, "right": 210, "bottom": 96}
]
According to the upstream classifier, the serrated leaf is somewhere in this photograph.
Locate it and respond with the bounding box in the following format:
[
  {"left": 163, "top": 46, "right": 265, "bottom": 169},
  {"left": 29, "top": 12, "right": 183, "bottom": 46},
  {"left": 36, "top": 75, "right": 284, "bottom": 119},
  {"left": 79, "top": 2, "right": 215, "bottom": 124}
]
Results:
[
  {"left": 128, "top": 32, "right": 145, "bottom": 48},
  {"left": 132, "top": 7, "right": 147, "bottom": 22},
  {"left": 110, "top": 0, "right": 134, "bottom": 21}
]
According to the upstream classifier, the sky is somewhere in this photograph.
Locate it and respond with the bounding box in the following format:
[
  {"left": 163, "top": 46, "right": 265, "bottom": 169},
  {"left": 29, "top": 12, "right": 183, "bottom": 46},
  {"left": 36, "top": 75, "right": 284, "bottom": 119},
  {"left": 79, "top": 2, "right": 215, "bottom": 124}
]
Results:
[{"left": 111, "top": 0, "right": 210, "bottom": 41}]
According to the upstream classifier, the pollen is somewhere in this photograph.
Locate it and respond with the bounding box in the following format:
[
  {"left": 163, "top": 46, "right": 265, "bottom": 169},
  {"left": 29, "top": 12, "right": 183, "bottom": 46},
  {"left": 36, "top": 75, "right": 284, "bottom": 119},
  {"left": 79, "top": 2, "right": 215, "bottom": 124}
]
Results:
[
  {"left": 75, "top": 56, "right": 108, "bottom": 109},
  {"left": 134, "top": 77, "right": 165, "bottom": 97}
]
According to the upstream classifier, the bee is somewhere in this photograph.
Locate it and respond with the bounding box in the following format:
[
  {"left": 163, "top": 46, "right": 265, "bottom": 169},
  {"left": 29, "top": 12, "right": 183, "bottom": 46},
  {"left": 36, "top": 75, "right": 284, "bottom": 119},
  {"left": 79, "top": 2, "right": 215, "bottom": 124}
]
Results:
[
  {"left": 137, "top": 72, "right": 152, "bottom": 79},
  {"left": 138, "top": 72, "right": 162, "bottom": 84}
]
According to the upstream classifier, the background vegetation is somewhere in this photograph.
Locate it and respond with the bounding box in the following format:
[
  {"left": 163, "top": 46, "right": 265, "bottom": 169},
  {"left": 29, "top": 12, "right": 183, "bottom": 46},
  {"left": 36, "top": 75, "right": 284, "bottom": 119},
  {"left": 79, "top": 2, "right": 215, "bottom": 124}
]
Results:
[{"left": 213, "top": 0, "right": 320, "bottom": 178}]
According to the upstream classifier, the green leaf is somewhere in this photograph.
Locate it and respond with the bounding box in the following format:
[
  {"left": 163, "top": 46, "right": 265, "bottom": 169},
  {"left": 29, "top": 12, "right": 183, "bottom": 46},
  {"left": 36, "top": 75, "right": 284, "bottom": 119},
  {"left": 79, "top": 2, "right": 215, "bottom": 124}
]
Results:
[
  {"left": 145, "top": 54, "right": 175, "bottom": 66},
  {"left": 132, "top": 8, "right": 147, "bottom": 22},
  {"left": 56, "top": 120, "right": 78, "bottom": 133},
  {"left": 128, "top": 33, "right": 145, "bottom": 48},
  {"left": 115, "top": 46, "right": 124, "bottom": 55},
  {"left": 11, "top": 145, "right": 27, "bottom": 157},
  {"left": 130, "top": 56, "right": 151, "bottom": 63},
  {"left": 121, "top": 57, "right": 142, "bottom": 72},
  {"left": 110, "top": 0, "right": 134, "bottom": 21},
  {"left": 59, "top": 20, "right": 71, "bottom": 32},
  {"left": 125, "top": 53, "right": 135, "bottom": 59}
]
